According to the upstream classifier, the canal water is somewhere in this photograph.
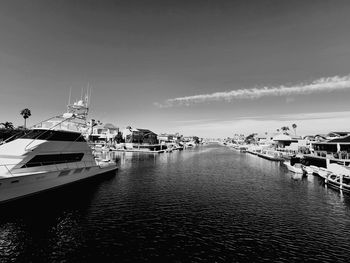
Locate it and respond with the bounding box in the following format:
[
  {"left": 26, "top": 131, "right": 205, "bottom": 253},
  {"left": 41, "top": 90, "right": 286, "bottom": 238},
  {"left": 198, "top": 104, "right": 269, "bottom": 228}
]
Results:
[{"left": 1, "top": 144, "right": 350, "bottom": 262}]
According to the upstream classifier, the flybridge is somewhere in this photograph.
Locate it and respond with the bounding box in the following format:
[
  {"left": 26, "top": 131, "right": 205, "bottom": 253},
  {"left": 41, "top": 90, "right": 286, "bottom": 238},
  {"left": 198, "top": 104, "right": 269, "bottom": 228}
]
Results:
[
  {"left": 32, "top": 88, "right": 92, "bottom": 132},
  {"left": 66, "top": 86, "right": 92, "bottom": 121}
]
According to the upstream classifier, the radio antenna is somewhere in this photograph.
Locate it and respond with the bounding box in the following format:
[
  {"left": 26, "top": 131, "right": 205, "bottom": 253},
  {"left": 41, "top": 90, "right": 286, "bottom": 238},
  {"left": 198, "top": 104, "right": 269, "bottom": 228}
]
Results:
[{"left": 68, "top": 86, "right": 72, "bottom": 106}]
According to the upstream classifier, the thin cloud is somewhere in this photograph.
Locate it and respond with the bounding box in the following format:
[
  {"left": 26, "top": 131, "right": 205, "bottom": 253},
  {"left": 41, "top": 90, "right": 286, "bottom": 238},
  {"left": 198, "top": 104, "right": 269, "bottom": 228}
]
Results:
[
  {"left": 155, "top": 75, "right": 350, "bottom": 107},
  {"left": 175, "top": 111, "right": 350, "bottom": 137},
  {"left": 177, "top": 111, "right": 350, "bottom": 127}
]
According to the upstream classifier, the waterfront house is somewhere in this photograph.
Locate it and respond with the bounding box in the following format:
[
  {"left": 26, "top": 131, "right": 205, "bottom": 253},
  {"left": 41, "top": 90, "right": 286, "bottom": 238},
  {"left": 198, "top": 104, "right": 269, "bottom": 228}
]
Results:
[
  {"left": 273, "top": 134, "right": 298, "bottom": 148},
  {"left": 122, "top": 126, "right": 158, "bottom": 148},
  {"left": 233, "top": 134, "right": 246, "bottom": 144},
  {"left": 158, "top": 133, "right": 178, "bottom": 144},
  {"left": 89, "top": 123, "right": 119, "bottom": 143},
  {"left": 303, "top": 134, "right": 350, "bottom": 168}
]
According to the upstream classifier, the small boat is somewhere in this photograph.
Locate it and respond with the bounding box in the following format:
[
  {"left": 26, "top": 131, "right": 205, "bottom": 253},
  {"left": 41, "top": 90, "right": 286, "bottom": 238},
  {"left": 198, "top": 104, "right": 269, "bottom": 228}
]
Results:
[
  {"left": 258, "top": 150, "right": 284, "bottom": 161},
  {"left": 284, "top": 162, "right": 304, "bottom": 174},
  {"left": 284, "top": 156, "right": 304, "bottom": 174},
  {"left": 309, "top": 165, "right": 320, "bottom": 175},
  {"left": 318, "top": 167, "right": 332, "bottom": 179},
  {"left": 315, "top": 163, "right": 350, "bottom": 192},
  {"left": 301, "top": 165, "right": 313, "bottom": 175},
  {"left": 325, "top": 173, "right": 350, "bottom": 192}
]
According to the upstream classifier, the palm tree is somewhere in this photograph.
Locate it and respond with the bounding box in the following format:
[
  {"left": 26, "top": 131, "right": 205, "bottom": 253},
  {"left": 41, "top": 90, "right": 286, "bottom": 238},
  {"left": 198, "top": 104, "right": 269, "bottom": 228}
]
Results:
[
  {"left": 0, "top": 121, "right": 14, "bottom": 129},
  {"left": 292, "top": 123, "right": 297, "bottom": 136},
  {"left": 20, "top": 108, "right": 31, "bottom": 129}
]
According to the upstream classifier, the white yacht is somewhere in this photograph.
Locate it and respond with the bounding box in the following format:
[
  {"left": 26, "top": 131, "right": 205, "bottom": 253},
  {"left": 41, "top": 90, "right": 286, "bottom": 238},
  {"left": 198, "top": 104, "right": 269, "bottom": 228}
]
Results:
[{"left": 0, "top": 96, "right": 117, "bottom": 204}]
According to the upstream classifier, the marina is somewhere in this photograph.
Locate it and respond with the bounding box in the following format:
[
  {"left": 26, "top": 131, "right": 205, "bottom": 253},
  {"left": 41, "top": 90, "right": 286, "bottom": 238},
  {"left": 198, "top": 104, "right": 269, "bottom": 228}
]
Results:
[
  {"left": 1, "top": 145, "right": 350, "bottom": 262},
  {"left": 1, "top": 1, "right": 350, "bottom": 262}
]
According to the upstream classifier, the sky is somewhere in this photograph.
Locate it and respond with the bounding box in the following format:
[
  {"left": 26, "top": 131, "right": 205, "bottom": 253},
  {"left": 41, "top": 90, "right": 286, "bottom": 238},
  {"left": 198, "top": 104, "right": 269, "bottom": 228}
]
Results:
[{"left": 1, "top": 0, "right": 350, "bottom": 138}]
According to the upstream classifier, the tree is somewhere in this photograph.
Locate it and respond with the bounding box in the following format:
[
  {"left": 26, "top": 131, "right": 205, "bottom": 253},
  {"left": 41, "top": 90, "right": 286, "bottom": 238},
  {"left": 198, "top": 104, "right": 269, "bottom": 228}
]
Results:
[
  {"left": 20, "top": 108, "right": 31, "bottom": 129},
  {"left": 245, "top": 133, "right": 257, "bottom": 144},
  {"left": 193, "top": 136, "right": 200, "bottom": 144},
  {"left": 280, "top": 126, "right": 290, "bottom": 135},
  {"left": 0, "top": 121, "right": 14, "bottom": 129},
  {"left": 292, "top": 123, "right": 297, "bottom": 136}
]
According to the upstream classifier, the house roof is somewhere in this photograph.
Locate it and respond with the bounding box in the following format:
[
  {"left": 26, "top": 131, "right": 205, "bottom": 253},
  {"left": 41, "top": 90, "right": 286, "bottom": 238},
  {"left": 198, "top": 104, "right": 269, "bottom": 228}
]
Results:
[
  {"left": 303, "top": 135, "right": 315, "bottom": 140},
  {"left": 329, "top": 131, "right": 350, "bottom": 136},
  {"left": 136, "top": 128, "right": 153, "bottom": 133},
  {"left": 273, "top": 134, "right": 296, "bottom": 141},
  {"left": 124, "top": 126, "right": 157, "bottom": 134},
  {"left": 328, "top": 135, "right": 350, "bottom": 143}
]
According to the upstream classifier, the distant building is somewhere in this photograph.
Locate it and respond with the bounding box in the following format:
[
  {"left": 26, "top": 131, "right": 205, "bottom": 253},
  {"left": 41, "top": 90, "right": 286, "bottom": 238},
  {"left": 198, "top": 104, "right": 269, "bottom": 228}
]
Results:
[
  {"left": 158, "top": 133, "right": 181, "bottom": 144},
  {"left": 233, "top": 134, "right": 246, "bottom": 144},
  {"left": 122, "top": 126, "right": 158, "bottom": 145},
  {"left": 272, "top": 134, "right": 298, "bottom": 148},
  {"left": 90, "top": 123, "right": 119, "bottom": 143}
]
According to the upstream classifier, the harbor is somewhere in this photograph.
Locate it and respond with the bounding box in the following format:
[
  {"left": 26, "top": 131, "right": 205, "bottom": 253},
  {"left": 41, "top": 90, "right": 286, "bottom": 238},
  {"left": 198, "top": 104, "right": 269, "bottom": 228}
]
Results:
[
  {"left": 1, "top": 145, "right": 350, "bottom": 262},
  {"left": 2, "top": 0, "right": 350, "bottom": 262},
  {"left": 1, "top": 98, "right": 350, "bottom": 261}
]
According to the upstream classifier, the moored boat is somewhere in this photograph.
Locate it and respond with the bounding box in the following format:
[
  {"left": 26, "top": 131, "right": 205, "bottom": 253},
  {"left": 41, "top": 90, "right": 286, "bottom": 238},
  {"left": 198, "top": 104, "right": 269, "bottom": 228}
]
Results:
[
  {"left": 318, "top": 167, "right": 331, "bottom": 179},
  {"left": 0, "top": 96, "right": 117, "bottom": 204},
  {"left": 301, "top": 165, "right": 313, "bottom": 175},
  {"left": 325, "top": 173, "right": 350, "bottom": 193},
  {"left": 258, "top": 150, "right": 284, "bottom": 161},
  {"left": 283, "top": 156, "right": 304, "bottom": 174},
  {"left": 284, "top": 162, "right": 303, "bottom": 174}
]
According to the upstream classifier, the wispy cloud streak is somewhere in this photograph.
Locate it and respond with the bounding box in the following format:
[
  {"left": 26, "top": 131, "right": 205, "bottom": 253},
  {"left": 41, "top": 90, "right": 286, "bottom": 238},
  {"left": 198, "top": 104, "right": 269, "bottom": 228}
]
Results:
[
  {"left": 175, "top": 111, "right": 350, "bottom": 137},
  {"left": 155, "top": 75, "right": 350, "bottom": 107}
]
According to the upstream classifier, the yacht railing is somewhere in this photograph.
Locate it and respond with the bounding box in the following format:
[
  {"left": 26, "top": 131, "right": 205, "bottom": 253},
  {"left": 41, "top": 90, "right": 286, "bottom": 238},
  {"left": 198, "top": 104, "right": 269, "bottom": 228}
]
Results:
[{"left": 24, "top": 115, "right": 86, "bottom": 151}]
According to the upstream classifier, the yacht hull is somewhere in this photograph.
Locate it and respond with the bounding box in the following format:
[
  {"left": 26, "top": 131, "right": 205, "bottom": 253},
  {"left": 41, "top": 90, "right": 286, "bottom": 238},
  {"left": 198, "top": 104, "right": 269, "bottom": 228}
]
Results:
[{"left": 0, "top": 165, "right": 117, "bottom": 204}]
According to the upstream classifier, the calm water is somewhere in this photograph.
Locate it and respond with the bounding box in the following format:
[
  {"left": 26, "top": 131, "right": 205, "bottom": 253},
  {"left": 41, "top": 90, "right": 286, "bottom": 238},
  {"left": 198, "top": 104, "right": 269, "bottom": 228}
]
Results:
[{"left": 1, "top": 145, "right": 350, "bottom": 262}]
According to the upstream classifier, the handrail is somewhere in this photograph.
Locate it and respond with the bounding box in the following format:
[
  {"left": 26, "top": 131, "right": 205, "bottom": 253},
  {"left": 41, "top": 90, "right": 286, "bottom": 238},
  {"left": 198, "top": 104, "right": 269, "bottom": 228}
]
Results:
[
  {"left": 24, "top": 116, "right": 79, "bottom": 151},
  {"left": 2, "top": 164, "right": 14, "bottom": 176}
]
